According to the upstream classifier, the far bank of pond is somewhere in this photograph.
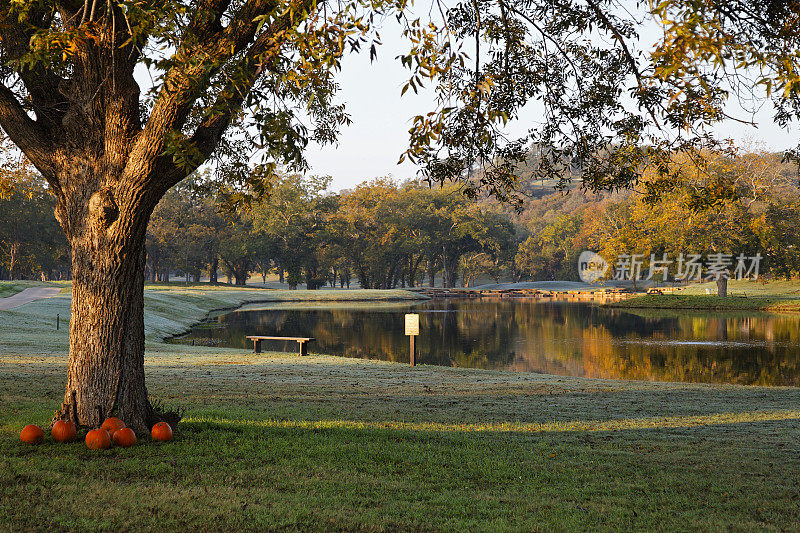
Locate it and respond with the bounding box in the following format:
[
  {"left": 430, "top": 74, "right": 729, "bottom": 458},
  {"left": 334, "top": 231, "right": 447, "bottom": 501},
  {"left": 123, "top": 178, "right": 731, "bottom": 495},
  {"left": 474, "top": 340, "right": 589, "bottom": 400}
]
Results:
[
  {"left": 173, "top": 297, "right": 800, "bottom": 386},
  {"left": 610, "top": 293, "right": 800, "bottom": 312},
  {"left": 610, "top": 280, "right": 800, "bottom": 311},
  {"left": 412, "top": 280, "right": 800, "bottom": 311}
]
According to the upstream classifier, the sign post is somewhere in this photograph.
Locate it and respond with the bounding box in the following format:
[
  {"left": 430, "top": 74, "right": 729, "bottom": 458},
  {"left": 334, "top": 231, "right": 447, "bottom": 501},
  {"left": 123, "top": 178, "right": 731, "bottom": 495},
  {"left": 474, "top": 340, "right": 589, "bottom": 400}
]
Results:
[{"left": 405, "top": 313, "right": 420, "bottom": 366}]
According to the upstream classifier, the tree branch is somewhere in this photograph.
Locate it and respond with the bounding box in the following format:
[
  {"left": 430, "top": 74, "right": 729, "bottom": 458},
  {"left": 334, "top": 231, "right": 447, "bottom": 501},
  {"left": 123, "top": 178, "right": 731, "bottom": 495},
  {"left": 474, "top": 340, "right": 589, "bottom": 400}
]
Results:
[
  {"left": 187, "top": 0, "right": 234, "bottom": 41},
  {"left": 154, "top": 9, "right": 302, "bottom": 191},
  {"left": 583, "top": 0, "right": 661, "bottom": 126},
  {"left": 122, "top": 0, "right": 287, "bottom": 187},
  {"left": 0, "top": 4, "right": 68, "bottom": 134},
  {"left": 0, "top": 84, "right": 58, "bottom": 188},
  {"left": 126, "top": 0, "right": 316, "bottom": 195}
]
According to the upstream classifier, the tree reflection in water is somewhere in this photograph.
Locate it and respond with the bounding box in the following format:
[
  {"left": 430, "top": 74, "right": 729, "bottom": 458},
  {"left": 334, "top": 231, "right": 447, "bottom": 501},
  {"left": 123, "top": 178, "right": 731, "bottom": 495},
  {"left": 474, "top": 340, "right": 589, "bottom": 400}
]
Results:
[{"left": 174, "top": 299, "right": 800, "bottom": 385}]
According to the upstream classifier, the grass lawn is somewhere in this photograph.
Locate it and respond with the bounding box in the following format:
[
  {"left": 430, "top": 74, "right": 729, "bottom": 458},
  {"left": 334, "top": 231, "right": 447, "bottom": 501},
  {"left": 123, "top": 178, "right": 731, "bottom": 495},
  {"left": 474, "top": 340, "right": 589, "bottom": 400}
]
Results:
[
  {"left": 0, "top": 282, "right": 25, "bottom": 298},
  {"left": 0, "top": 280, "right": 62, "bottom": 299},
  {"left": 2, "top": 286, "right": 800, "bottom": 530},
  {"left": 612, "top": 279, "right": 800, "bottom": 311}
]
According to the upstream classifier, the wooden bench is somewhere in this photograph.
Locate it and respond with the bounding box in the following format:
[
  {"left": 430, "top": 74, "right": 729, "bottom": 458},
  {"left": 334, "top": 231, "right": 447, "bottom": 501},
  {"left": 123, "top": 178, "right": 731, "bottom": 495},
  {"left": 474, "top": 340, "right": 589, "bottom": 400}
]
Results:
[{"left": 246, "top": 335, "right": 315, "bottom": 356}]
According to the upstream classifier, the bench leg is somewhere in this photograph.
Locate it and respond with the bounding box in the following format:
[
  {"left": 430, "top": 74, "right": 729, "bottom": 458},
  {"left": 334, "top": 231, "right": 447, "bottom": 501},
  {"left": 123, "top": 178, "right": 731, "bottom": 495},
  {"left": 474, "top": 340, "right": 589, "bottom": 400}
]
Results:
[
  {"left": 299, "top": 341, "right": 308, "bottom": 357},
  {"left": 254, "top": 340, "right": 261, "bottom": 354}
]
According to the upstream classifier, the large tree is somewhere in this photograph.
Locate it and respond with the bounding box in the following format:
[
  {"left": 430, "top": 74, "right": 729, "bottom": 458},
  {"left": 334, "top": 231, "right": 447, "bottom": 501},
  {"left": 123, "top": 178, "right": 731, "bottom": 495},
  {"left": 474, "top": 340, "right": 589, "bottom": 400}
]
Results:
[
  {"left": 0, "top": 1, "right": 795, "bottom": 431},
  {"left": 0, "top": 0, "right": 384, "bottom": 431}
]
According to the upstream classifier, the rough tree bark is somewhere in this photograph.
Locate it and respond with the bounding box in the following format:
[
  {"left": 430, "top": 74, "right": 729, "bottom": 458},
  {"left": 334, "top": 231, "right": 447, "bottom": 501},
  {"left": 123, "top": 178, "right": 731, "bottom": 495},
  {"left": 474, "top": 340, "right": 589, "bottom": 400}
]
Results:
[
  {"left": 57, "top": 213, "right": 152, "bottom": 431},
  {"left": 48, "top": 176, "right": 162, "bottom": 432}
]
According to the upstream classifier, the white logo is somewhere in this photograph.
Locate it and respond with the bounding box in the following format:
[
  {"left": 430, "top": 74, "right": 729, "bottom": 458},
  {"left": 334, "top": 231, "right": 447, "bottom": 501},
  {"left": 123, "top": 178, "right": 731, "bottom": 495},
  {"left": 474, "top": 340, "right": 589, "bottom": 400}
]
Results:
[
  {"left": 578, "top": 251, "right": 609, "bottom": 283},
  {"left": 579, "top": 251, "right": 762, "bottom": 281}
]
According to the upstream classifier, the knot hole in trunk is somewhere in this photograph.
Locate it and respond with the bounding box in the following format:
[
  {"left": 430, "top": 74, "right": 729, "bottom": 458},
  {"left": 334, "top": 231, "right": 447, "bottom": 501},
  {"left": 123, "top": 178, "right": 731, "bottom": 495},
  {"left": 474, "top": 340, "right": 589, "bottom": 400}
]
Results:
[{"left": 89, "top": 187, "right": 119, "bottom": 234}]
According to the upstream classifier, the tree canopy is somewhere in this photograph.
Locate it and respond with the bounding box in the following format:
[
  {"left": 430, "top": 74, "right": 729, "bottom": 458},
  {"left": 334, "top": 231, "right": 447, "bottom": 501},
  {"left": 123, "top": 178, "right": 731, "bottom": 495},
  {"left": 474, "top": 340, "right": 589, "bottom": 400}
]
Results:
[{"left": 0, "top": 1, "right": 796, "bottom": 205}]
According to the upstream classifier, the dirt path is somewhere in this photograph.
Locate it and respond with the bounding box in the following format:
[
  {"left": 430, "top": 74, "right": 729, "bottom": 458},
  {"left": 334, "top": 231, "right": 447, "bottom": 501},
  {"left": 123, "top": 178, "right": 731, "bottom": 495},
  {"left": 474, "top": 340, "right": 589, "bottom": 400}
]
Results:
[{"left": 0, "top": 287, "right": 61, "bottom": 311}]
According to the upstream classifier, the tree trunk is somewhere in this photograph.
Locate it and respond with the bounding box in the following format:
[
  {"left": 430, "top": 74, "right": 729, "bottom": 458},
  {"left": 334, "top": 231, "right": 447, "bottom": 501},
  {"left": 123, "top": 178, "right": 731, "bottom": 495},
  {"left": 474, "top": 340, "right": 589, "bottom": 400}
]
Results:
[
  {"left": 409, "top": 255, "right": 424, "bottom": 288},
  {"left": 208, "top": 256, "right": 218, "bottom": 283},
  {"left": 8, "top": 242, "right": 18, "bottom": 281},
  {"left": 716, "top": 277, "right": 728, "bottom": 297},
  {"left": 387, "top": 262, "right": 398, "bottom": 289},
  {"left": 234, "top": 266, "right": 248, "bottom": 286},
  {"left": 357, "top": 266, "right": 371, "bottom": 289},
  {"left": 445, "top": 259, "right": 459, "bottom": 288},
  {"left": 55, "top": 228, "right": 154, "bottom": 434},
  {"left": 441, "top": 246, "right": 449, "bottom": 288}
]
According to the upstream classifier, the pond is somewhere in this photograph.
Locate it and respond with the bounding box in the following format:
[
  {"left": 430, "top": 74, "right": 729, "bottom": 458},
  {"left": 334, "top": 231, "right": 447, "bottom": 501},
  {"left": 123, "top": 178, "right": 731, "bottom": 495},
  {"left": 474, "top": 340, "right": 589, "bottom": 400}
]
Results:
[{"left": 172, "top": 298, "right": 800, "bottom": 386}]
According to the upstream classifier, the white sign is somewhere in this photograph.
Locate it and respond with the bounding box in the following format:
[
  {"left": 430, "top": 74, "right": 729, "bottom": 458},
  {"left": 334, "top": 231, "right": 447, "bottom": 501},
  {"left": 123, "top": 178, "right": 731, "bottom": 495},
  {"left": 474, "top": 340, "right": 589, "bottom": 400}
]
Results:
[{"left": 405, "top": 314, "right": 419, "bottom": 336}]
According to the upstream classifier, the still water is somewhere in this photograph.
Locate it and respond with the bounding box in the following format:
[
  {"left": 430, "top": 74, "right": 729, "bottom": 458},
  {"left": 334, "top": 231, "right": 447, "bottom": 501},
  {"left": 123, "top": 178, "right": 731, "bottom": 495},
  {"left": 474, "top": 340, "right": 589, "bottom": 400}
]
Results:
[{"left": 173, "top": 298, "right": 800, "bottom": 386}]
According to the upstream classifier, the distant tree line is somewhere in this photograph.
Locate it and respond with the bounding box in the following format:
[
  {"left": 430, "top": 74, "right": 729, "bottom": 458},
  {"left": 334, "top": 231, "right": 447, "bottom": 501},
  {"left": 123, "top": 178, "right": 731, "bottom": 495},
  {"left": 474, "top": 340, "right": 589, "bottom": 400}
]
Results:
[
  {"left": 0, "top": 171, "right": 69, "bottom": 281},
  {"left": 144, "top": 175, "right": 516, "bottom": 288},
  {"left": 2, "top": 147, "right": 799, "bottom": 286}
]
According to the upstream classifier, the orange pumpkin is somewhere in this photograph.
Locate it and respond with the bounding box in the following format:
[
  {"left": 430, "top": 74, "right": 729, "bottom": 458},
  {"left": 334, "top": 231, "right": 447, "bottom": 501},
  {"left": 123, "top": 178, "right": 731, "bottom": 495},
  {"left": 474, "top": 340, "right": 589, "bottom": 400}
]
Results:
[
  {"left": 52, "top": 420, "right": 77, "bottom": 443},
  {"left": 151, "top": 421, "right": 173, "bottom": 442},
  {"left": 113, "top": 427, "right": 136, "bottom": 448},
  {"left": 101, "top": 417, "right": 126, "bottom": 436},
  {"left": 85, "top": 428, "right": 112, "bottom": 450},
  {"left": 20, "top": 424, "right": 44, "bottom": 444}
]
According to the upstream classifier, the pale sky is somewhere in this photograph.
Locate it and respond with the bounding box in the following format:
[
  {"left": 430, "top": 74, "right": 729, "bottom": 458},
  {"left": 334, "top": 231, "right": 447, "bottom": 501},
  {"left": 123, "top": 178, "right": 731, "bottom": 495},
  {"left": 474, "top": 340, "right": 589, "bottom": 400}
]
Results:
[
  {"left": 302, "top": 28, "right": 435, "bottom": 191},
  {"left": 305, "top": 9, "right": 798, "bottom": 192}
]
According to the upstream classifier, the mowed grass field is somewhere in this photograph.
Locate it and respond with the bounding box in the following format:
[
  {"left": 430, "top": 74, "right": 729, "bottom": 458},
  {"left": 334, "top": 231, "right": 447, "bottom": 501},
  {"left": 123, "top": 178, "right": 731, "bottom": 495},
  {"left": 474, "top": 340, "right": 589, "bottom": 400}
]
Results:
[
  {"left": 613, "top": 279, "right": 800, "bottom": 311},
  {"left": 2, "top": 286, "right": 800, "bottom": 531}
]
